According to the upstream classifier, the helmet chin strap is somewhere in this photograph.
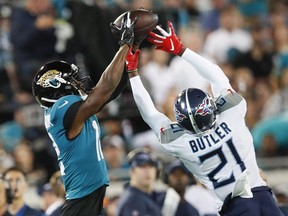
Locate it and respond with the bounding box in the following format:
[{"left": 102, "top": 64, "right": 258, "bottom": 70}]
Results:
[{"left": 185, "top": 89, "right": 201, "bottom": 134}]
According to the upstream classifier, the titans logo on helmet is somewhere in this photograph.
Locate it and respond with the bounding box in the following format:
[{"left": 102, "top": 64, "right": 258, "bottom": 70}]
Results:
[
  {"left": 195, "top": 97, "right": 213, "bottom": 116},
  {"left": 174, "top": 107, "right": 187, "bottom": 122}
]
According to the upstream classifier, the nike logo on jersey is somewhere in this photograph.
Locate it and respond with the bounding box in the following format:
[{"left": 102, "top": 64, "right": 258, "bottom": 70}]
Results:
[
  {"left": 58, "top": 100, "right": 68, "bottom": 108},
  {"left": 169, "top": 39, "right": 174, "bottom": 51}
]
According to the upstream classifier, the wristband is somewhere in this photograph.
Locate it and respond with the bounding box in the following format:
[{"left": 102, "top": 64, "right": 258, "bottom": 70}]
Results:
[{"left": 127, "top": 69, "right": 138, "bottom": 73}]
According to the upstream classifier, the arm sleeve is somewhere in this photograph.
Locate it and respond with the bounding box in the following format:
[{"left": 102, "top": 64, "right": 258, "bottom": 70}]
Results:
[
  {"left": 130, "top": 76, "right": 172, "bottom": 139},
  {"left": 181, "top": 48, "right": 232, "bottom": 96}
]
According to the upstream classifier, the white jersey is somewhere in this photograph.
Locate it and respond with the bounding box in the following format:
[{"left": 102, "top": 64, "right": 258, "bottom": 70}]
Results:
[
  {"left": 159, "top": 91, "right": 266, "bottom": 210},
  {"left": 130, "top": 48, "right": 266, "bottom": 210}
]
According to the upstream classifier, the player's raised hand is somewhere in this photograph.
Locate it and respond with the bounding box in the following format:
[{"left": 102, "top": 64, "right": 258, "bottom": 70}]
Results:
[
  {"left": 126, "top": 47, "right": 141, "bottom": 72},
  {"left": 147, "top": 21, "right": 184, "bottom": 56},
  {"left": 110, "top": 13, "right": 137, "bottom": 47}
]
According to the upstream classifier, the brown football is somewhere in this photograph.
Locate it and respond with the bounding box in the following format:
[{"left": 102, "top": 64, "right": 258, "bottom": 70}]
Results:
[{"left": 111, "top": 9, "right": 159, "bottom": 43}]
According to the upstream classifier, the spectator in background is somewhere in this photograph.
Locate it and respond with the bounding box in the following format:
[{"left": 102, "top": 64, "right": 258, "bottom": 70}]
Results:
[
  {"left": 269, "top": 1, "right": 288, "bottom": 30},
  {"left": 271, "top": 23, "right": 288, "bottom": 80},
  {"left": 0, "top": 144, "right": 14, "bottom": 174},
  {"left": 49, "top": 171, "right": 65, "bottom": 200},
  {"left": 182, "top": 0, "right": 200, "bottom": 22},
  {"left": 9, "top": 0, "right": 58, "bottom": 93},
  {"left": 12, "top": 140, "right": 47, "bottom": 187},
  {"left": 185, "top": 180, "right": 219, "bottom": 216},
  {"left": 232, "top": 23, "right": 273, "bottom": 82},
  {"left": 251, "top": 112, "right": 288, "bottom": 153},
  {"left": 0, "top": 2, "right": 20, "bottom": 125},
  {"left": 3, "top": 167, "right": 42, "bottom": 216},
  {"left": 199, "top": 0, "right": 226, "bottom": 37},
  {"left": 0, "top": 103, "right": 58, "bottom": 183},
  {"left": 203, "top": 4, "right": 252, "bottom": 64},
  {"left": 101, "top": 135, "right": 130, "bottom": 181},
  {"left": 158, "top": 160, "right": 200, "bottom": 216},
  {"left": 39, "top": 171, "right": 64, "bottom": 216},
  {"left": 0, "top": 3, "right": 17, "bottom": 102},
  {"left": 130, "top": 0, "right": 153, "bottom": 10},
  {"left": 39, "top": 183, "right": 58, "bottom": 216},
  {"left": 273, "top": 184, "right": 288, "bottom": 216},
  {"left": 0, "top": 107, "right": 25, "bottom": 153},
  {"left": 0, "top": 176, "right": 7, "bottom": 216},
  {"left": 252, "top": 67, "right": 288, "bottom": 150},
  {"left": 261, "top": 67, "right": 288, "bottom": 118},
  {"left": 270, "top": 2, "right": 288, "bottom": 94},
  {"left": 116, "top": 149, "right": 163, "bottom": 216},
  {"left": 232, "top": 67, "right": 255, "bottom": 97},
  {"left": 257, "top": 133, "right": 280, "bottom": 158},
  {"left": 156, "top": 0, "right": 191, "bottom": 30},
  {"left": 105, "top": 195, "right": 120, "bottom": 216},
  {"left": 100, "top": 117, "right": 124, "bottom": 138},
  {"left": 230, "top": 0, "right": 268, "bottom": 28}
]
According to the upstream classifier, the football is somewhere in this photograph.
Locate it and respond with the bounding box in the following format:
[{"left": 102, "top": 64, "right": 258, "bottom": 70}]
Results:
[{"left": 111, "top": 9, "right": 159, "bottom": 43}]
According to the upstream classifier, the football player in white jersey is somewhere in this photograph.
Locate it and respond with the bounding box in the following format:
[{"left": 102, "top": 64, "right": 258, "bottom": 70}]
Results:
[{"left": 125, "top": 21, "right": 284, "bottom": 216}]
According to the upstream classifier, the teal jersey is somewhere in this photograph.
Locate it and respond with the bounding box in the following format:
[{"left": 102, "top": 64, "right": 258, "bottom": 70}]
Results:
[{"left": 44, "top": 95, "right": 109, "bottom": 199}]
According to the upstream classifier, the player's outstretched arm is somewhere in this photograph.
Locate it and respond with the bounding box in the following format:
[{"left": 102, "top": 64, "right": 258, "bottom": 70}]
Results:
[
  {"left": 68, "top": 14, "right": 136, "bottom": 139},
  {"left": 148, "top": 21, "right": 231, "bottom": 95},
  {"left": 126, "top": 47, "right": 171, "bottom": 138}
]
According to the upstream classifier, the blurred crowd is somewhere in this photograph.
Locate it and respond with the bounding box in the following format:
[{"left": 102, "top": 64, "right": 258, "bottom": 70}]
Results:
[{"left": 1, "top": 0, "right": 288, "bottom": 215}]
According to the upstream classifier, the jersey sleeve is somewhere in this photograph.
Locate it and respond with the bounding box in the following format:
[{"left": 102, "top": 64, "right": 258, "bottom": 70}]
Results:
[
  {"left": 130, "top": 76, "right": 172, "bottom": 139},
  {"left": 216, "top": 88, "right": 247, "bottom": 118},
  {"left": 49, "top": 95, "right": 83, "bottom": 128},
  {"left": 181, "top": 48, "right": 232, "bottom": 96}
]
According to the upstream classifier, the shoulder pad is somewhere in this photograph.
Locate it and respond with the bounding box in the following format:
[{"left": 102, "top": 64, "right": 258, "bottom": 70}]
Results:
[
  {"left": 215, "top": 89, "right": 243, "bottom": 114},
  {"left": 160, "top": 123, "right": 186, "bottom": 144}
]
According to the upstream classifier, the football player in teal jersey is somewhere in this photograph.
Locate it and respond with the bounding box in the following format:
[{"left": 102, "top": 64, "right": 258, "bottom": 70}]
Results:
[{"left": 32, "top": 14, "right": 136, "bottom": 216}]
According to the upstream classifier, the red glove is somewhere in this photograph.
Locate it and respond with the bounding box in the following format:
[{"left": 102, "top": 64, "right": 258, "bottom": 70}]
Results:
[
  {"left": 147, "top": 21, "right": 184, "bottom": 56},
  {"left": 126, "top": 47, "right": 141, "bottom": 72}
]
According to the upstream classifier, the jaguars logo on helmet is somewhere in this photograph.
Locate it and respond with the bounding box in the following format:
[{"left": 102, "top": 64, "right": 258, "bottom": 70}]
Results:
[{"left": 36, "top": 70, "right": 62, "bottom": 88}]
